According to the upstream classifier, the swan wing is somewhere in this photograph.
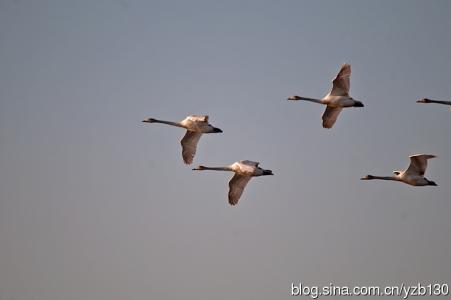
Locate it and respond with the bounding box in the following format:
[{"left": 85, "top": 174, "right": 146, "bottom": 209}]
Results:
[
  {"left": 180, "top": 131, "right": 202, "bottom": 164},
  {"left": 330, "top": 64, "right": 351, "bottom": 96},
  {"left": 228, "top": 174, "right": 252, "bottom": 206},
  {"left": 187, "top": 115, "right": 209, "bottom": 122},
  {"left": 322, "top": 107, "right": 343, "bottom": 129},
  {"left": 240, "top": 160, "right": 259, "bottom": 167},
  {"left": 405, "top": 154, "right": 436, "bottom": 176}
]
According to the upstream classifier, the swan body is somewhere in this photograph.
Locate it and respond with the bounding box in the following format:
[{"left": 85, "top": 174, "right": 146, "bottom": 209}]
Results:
[
  {"left": 142, "top": 115, "right": 222, "bottom": 164},
  {"left": 361, "top": 154, "right": 437, "bottom": 186},
  {"left": 288, "top": 64, "right": 364, "bottom": 128},
  {"left": 192, "top": 160, "right": 273, "bottom": 206}
]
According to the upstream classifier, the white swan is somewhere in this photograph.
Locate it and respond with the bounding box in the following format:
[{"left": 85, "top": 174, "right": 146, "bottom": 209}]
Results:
[
  {"left": 361, "top": 154, "right": 437, "bottom": 186},
  {"left": 288, "top": 64, "right": 364, "bottom": 128},
  {"left": 417, "top": 98, "right": 451, "bottom": 109},
  {"left": 192, "top": 160, "right": 273, "bottom": 206},
  {"left": 142, "top": 115, "right": 222, "bottom": 164}
]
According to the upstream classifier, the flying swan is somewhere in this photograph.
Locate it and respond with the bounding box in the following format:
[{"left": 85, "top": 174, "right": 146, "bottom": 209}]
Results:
[
  {"left": 288, "top": 64, "right": 364, "bottom": 128},
  {"left": 192, "top": 160, "right": 273, "bottom": 205},
  {"left": 361, "top": 154, "right": 437, "bottom": 186},
  {"left": 142, "top": 115, "right": 222, "bottom": 164}
]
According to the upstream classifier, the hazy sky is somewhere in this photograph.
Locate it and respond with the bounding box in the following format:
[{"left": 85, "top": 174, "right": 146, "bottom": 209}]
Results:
[{"left": 1, "top": 1, "right": 450, "bottom": 299}]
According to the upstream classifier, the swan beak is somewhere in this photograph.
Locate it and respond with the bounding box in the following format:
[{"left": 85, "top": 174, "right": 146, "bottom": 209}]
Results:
[
  {"left": 353, "top": 101, "right": 364, "bottom": 107},
  {"left": 263, "top": 170, "right": 274, "bottom": 175},
  {"left": 213, "top": 127, "right": 223, "bottom": 133},
  {"left": 143, "top": 118, "right": 156, "bottom": 123},
  {"left": 417, "top": 98, "right": 429, "bottom": 103}
]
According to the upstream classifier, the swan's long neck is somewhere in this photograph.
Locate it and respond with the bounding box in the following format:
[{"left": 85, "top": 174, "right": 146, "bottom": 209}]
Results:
[
  {"left": 150, "top": 119, "right": 185, "bottom": 128},
  {"left": 369, "top": 175, "right": 399, "bottom": 181},
  {"left": 197, "top": 166, "right": 233, "bottom": 171},
  {"left": 427, "top": 99, "right": 451, "bottom": 105},
  {"left": 296, "top": 96, "right": 324, "bottom": 104}
]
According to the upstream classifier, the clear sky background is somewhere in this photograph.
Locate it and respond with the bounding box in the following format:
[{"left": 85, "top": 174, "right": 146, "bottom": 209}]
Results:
[{"left": 1, "top": 1, "right": 450, "bottom": 299}]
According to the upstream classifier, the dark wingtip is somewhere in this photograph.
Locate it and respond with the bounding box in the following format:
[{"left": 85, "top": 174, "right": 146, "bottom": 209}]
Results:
[{"left": 228, "top": 199, "right": 238, "bottom": 206}]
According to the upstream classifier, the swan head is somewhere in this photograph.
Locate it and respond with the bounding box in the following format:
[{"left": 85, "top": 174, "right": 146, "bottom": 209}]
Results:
[
  {"left": 192, "top": 165, "right": 206, "bottom": 171},
  {"left": 360, "top": 175, "right": 374, "bottom": 180},
  {"left": 142, "top": 118, "right": 156, "bottom": 123},
  {"left": 417, "top": 98, "right": 431, "bottom": 103},
  {"left": 352, "top": 100, "right": 364, "bottom": 107},
  {"left": 262, "top": 169, "right": 274, "bottom": 176},
  {"left": 287, "top": 95, "right": 302, "bottom": 101}
]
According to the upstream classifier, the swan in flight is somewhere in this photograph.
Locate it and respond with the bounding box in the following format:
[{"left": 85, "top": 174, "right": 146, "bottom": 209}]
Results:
[
  {"left": 288, "top": 64, "right": 364, "bottom": 128},
  {"left": 361, "top": 154, "right": 437, "bottom": 186},
  {"left": 417, "top": 98, "right": 451, "bottom": 109},
  {"left": 192, "top": 160, "right": 273, "bottom": 206},
  {"left": 142, "top": 115, "right": 222, "bottom": 164}
]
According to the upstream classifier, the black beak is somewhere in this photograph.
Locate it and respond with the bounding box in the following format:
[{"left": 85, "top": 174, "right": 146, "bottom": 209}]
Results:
[
  {"left": 263, "top": 170, "right": 274, "bottom": 175},
  {"left": 213, "top": 127, "right": 223, "bottom": 133},
  {"left": 354, "top": 101, "right": 364, "bottom": 107}
]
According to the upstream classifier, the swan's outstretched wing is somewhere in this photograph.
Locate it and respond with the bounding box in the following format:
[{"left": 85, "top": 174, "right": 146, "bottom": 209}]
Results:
[
  {"left": 180, "top": 131, "right": 202, "bottom": 164},
  {"left": 405, "top": 154, "right": 436, "bottom": 176},
  {"left": 322, "top": 107, "right": 343, "bottom": 129},
  {"left": 228, "top": 174, "right": 252, "bottom": 206},
  {"left": 330, "top": 64, "right": 351, "bottom": 96}
]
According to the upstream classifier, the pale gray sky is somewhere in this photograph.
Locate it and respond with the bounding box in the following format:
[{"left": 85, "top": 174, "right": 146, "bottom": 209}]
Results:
[{"left": 1, "top": 1, "right": 450, "bottom": 299}]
